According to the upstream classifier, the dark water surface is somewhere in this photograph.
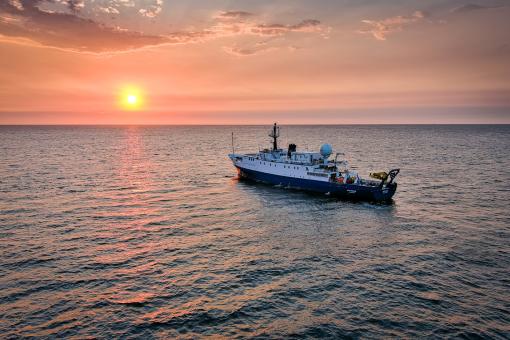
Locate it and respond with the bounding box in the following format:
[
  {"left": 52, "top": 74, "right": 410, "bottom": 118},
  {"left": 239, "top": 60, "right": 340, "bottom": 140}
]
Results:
[{"left": 1, "top": 125, "right": 509, "bottom": 338}]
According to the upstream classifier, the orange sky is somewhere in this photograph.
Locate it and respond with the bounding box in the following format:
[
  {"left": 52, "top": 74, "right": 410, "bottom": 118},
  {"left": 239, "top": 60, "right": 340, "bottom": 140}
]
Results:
[{"left": 1, "top": 0, "right": 509, "bottom": 124}]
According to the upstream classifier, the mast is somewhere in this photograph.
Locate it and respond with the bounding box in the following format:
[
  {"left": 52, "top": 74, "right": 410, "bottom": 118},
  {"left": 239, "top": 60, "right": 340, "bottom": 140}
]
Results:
[
  {"left": 231, "top": 131, "right": 235, "bottom": 154},
  {"left": 268, "top": 123, "right": 280, "bottom": 151}
]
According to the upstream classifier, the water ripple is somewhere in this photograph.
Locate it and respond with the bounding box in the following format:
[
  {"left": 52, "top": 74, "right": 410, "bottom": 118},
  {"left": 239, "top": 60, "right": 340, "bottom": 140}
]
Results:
[{"left": 0, "top": 125, "right": 509, "bottom": 338}]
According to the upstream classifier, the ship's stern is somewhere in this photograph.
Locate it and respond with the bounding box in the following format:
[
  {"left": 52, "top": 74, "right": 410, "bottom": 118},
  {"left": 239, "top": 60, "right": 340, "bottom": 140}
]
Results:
[{"left": 371, "top": 182, "right": 398, "bottom": 202}]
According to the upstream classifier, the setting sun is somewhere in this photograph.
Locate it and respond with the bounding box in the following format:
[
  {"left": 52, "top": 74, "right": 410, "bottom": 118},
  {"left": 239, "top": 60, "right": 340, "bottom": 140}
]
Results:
[
  {"left": 119, "top": 85, "right": 143, "bottom": 110},
  {"left": 127, "top": 95, "right": 137, "bottom": 105}
]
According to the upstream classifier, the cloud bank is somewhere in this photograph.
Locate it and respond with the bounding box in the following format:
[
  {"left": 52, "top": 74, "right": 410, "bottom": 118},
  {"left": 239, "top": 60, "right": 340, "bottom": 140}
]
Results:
[
  {"left": 0, "top": 0, "right": 170, "bottom": 52},
  {"left": 0, "top": 1, "right": 328, "bottom": 54}
]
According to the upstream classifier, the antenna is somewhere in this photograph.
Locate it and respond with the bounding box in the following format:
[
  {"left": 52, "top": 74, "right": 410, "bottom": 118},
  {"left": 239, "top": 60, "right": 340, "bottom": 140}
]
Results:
[
  {"left": 231, "top": 131, "right": 235, "bottom": 154},
  {"left": 334, "top": 152, "right": 344, "bottom": 164},
  {"left": 268, "top": 122, "right": 280, "bottom": 150}
]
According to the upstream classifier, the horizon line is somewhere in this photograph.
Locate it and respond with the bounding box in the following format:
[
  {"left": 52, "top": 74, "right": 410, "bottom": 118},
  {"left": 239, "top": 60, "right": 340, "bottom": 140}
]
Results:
[{"left": 2, "top": 123, "right": 510, "bottom": 126}]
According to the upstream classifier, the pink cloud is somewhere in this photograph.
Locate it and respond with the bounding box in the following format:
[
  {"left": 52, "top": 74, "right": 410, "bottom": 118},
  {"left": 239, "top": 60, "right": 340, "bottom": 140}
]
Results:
[
  {"left": 0, "top": 1, "right": 328, "bottom": 53},
  {"left": 358, "top": 11, "right": 427, "bottom": 41},
  {"left": 214, "top": 11, "right": 255, "bottom": 21}
]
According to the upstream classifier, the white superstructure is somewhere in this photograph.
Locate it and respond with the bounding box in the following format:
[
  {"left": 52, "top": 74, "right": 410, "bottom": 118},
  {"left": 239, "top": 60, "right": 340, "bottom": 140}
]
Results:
[{"left": 229, "top": 123, "right": 359, "bottom": 185}]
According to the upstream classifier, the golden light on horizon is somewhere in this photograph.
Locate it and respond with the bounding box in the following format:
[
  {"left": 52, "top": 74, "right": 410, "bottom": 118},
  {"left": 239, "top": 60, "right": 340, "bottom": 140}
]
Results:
[{"left": 119, "top": 85, "right": 144, "bottom": 111}]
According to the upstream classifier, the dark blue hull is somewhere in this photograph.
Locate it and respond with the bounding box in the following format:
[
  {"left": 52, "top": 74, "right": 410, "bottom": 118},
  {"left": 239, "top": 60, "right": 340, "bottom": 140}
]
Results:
[{"left": 236, "top": 166, "right": 397, "bottom": 202}]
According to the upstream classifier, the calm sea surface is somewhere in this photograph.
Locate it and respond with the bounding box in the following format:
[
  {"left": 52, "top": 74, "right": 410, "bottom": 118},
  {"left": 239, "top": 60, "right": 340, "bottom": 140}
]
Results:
[{"left": 0, "top": 125, "right": 509, "bottom": 338}]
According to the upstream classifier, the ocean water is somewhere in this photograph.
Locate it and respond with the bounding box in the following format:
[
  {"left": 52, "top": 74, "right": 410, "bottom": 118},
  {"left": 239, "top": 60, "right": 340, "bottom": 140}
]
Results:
[{"left": 0, "top": 125, "right": 509, "bottom": 338}]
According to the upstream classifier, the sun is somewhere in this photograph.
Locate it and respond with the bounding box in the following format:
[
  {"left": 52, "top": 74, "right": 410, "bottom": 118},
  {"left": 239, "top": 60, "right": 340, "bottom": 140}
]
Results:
[
  {"left": 118, "top": 85, "right": 144, "bottom": 110},
  {"left": 127, "top": 94, "right": 137, "bottom": 105}
]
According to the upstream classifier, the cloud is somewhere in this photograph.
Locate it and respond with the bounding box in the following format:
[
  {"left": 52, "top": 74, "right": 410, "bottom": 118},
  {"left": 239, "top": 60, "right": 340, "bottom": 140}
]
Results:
[
  {"left": 0, "top": 1, "right": 328, "bottom": 54},
  {"left": 67, "top": 0, "right": 85, "bottom": 12},
  {"left": 0, "top": 0, "right": 173, "bottom": 53},
  {"left": 215, "top": 16, "right": 326, "bottom": 57},
  {"left": 138, "top": 0, "right": 163, "bottom": 18},
  {"left": 62, "top": 0, "right": 162, "bottom": 17},
  {"left": 108, "top": 0, "right": 136, "bottom": 8},
  {"left": 223, "top": 43, "right": 299, "bottom": 57},
  {"left": 450, "top": 3, "right": 502, "bottom": 13},
  {"left": 97, "top": 6, "right": 120, "bottom": 15},
  {"left": 209, "top": 14, "right": 328, "bottom": 39},
  {"left": 358, "top": 11, "right": 427, "bottom": 41},
  {"left": 8, "top": 0, "right": 23, "bottom": 11},
  {"left": 215, "top": 11, "right": 254, "bottom": 21},
  {"left": 223, "top": 45, "right": 275, "bottom": 56},
  {"left": 250, "top": 19, "right": 322, "bottom": 36}
]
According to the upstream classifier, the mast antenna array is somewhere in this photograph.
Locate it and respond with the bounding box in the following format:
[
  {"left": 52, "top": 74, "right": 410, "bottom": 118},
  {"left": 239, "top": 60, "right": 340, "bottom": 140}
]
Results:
[{"left": 268, "top": 122, "right": 280, "bottom": 150}]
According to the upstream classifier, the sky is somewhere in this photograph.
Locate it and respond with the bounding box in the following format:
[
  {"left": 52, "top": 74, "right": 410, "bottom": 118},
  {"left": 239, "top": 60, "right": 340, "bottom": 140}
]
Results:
[{"left": 0, "top": 0, "right": 509, "bottom": 124}]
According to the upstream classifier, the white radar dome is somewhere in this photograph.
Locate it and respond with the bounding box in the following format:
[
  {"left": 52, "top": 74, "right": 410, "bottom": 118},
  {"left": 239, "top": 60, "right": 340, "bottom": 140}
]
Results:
[{"left": 320, "top": 144, "right": 333, "bottom": 158}]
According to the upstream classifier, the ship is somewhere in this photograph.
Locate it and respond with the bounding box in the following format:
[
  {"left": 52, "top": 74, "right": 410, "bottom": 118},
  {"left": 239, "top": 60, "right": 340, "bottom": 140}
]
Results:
[{"left": 228, "top": 123, "right": 400, "bottom": 202}]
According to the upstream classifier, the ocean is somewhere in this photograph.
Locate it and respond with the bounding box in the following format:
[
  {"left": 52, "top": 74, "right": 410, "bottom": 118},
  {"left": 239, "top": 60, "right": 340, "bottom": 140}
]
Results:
[{"left": 1, "top": 125, "right": 509, "bottom": 338}]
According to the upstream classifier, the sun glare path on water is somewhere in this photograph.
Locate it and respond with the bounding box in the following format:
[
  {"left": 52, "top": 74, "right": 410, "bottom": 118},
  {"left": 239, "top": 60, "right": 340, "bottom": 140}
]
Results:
[{"left": 119, "top": 85, "right": 144, "bottom": 111}]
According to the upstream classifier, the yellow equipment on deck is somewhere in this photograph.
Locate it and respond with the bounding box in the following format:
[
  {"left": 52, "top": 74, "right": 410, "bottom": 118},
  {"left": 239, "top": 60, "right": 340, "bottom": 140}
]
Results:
[{"left": 370, "top": 172, "right": 388, "bottom": 182}]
